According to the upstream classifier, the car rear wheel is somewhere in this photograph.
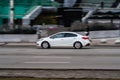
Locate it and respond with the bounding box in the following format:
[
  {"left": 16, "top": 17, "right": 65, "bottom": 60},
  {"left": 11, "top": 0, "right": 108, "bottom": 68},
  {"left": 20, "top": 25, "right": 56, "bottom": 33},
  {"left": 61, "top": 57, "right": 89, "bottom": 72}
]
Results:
[
  {"left": 74, "top": 42, "right": 82, "bottom": 49},
  {"left": 41, "top": 41, "right": 50, "bottom": 49}
]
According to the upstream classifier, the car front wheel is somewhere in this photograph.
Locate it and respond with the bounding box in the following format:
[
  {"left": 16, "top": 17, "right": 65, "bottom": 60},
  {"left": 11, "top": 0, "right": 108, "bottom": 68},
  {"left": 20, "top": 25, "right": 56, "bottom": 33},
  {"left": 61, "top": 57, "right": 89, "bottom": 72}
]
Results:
[
  {"left": 74, "top": 42, "right": 82, "bottom": 49},
  {"left": 41, "top": 41, "right": 50, "bottom": 49}
]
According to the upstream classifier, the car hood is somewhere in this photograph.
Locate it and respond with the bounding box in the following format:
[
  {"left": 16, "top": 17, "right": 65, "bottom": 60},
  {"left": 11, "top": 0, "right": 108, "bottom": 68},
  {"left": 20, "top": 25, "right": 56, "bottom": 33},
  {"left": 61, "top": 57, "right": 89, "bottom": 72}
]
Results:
[{"left": 38, "top": 37, "right": 48, "bottom": 41}]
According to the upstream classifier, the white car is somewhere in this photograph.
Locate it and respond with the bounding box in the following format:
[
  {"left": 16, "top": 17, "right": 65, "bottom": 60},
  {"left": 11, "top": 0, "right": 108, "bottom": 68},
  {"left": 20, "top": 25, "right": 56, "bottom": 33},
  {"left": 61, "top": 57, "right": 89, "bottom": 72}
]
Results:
[{"left": 36, "top": 32, "right": 90, "bottom": 49}]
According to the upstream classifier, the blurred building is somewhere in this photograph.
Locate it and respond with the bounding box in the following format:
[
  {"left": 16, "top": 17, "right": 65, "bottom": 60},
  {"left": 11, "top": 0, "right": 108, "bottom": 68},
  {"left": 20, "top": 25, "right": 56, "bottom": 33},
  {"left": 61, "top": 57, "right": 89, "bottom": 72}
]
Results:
[
  {"left": 0, "top": 0, "right": 120, "bottom": 27},
  {"left": 56, "top": 0, "right": 120, "bottom": 27},
  {"left": 0, "top": 0, "right": 59, "bottom": 26}
]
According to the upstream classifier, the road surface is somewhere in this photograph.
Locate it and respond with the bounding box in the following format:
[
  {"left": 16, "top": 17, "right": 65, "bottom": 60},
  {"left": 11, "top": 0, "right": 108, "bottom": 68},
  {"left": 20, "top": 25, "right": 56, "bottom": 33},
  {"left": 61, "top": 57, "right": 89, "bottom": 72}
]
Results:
[{"left": 0, "top": 46, "right": 120, "bottom": 69}]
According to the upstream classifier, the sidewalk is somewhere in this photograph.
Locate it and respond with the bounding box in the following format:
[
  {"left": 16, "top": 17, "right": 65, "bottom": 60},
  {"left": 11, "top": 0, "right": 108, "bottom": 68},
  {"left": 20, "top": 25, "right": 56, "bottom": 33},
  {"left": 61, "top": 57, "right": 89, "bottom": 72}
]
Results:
[
  {"left": 0, "top": 42, "right": 36, "bottom": 47},
  {"left": 0, "top": 37, "right": 120, "bottom": 47}
]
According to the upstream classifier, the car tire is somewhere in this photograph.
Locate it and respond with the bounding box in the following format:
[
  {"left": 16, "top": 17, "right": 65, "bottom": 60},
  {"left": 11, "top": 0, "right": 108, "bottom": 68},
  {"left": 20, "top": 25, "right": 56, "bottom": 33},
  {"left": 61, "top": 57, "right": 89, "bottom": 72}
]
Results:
[
  {"left": 41, "top": 41, "right": 50, "bottom": 49},
  {"left": 74, "top": 42, "right": 82, "bottom": 49}
]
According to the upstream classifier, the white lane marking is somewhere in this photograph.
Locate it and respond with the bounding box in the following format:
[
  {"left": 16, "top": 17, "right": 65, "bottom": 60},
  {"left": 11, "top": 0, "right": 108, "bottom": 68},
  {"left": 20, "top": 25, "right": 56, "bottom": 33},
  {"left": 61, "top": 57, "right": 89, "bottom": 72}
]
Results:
[
  {"left": 24, "top": 56, "right": 71, "bottom": 64},
  {"left": 32, "top": 56, "right": 71, "bottom": 59},
  {"left": 24, "top": 62, "right": 70, "bottom": 64}
]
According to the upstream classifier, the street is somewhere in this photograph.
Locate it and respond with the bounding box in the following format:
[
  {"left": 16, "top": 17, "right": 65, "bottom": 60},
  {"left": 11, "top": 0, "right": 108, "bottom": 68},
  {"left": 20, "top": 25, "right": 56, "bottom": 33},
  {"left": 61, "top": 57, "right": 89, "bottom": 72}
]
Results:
[{"left": 0, "top": 46, "right": 120, "bottom": 69}]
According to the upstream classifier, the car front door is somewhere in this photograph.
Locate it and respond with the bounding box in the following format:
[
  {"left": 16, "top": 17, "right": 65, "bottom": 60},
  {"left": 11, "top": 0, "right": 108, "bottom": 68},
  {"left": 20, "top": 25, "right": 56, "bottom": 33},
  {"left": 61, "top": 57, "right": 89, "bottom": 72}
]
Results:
[{"left": 49, "top": 33, "right": 65, "bottom": 47}]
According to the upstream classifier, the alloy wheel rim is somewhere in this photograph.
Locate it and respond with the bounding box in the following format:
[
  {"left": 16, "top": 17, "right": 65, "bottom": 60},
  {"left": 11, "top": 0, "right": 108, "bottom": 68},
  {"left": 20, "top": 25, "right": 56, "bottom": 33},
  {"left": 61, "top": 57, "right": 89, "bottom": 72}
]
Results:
[
  {"left": 75, "top": 43, "right": 81, "bottom": 49},
  {"left": 43, "top": 43, "right": 48, "bottom": 48}
]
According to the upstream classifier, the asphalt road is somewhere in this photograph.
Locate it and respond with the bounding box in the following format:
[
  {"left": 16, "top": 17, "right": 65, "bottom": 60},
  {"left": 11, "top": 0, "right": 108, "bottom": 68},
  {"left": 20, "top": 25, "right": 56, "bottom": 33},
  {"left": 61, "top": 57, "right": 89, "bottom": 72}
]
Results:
[{"left": 0, "top": 46, "right": 120, "bottom": 69}]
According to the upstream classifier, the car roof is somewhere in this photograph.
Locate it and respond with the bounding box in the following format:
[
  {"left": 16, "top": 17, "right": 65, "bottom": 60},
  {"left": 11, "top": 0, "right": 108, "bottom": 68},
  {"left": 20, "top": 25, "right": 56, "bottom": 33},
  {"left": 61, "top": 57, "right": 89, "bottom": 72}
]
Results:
[
  {"left": 58, "top": 31, "right": 83, "bottom": 35},
  {"left": 58, "top": 31, "right": 78, "bottom": 34}
]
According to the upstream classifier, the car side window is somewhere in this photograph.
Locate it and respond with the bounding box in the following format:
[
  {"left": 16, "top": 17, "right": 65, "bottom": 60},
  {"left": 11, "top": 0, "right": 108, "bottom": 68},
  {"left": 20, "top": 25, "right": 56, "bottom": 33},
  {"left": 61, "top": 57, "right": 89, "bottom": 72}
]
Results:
[
  {"left": 50, "top": 33, "right": 65, "bottom": 39},
  {"left": 64, "top": 33, "right": 77, "bottom": 37}
]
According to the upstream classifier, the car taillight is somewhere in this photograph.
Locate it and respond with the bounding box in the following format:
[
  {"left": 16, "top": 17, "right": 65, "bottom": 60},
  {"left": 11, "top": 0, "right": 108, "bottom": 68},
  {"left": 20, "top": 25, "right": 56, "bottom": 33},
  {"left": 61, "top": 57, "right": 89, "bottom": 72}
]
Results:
[{"left": 82, "top": 36, "right": 89, "bottom": 40}]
